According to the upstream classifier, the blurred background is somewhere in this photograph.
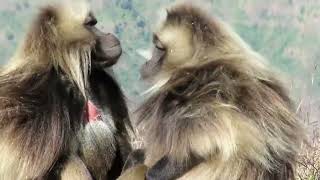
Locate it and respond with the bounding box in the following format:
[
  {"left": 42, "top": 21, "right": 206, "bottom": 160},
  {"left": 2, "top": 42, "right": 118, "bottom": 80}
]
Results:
[
  {"left": 0, "top": 0, "right": 319, "bottom": 178},
  {"left": 1, "top": 0, "right": 319, "bottom": 131}
]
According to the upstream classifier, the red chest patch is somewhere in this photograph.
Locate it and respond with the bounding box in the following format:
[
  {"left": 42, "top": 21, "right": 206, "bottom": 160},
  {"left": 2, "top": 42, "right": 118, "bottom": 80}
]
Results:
[{"left": 85, "top": 101, "right": 101, "bottom": 123}]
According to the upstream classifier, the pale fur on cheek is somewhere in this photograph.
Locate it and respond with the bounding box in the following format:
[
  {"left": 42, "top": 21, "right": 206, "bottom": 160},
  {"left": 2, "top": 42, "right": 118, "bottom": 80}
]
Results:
[{"left": 158, "top": 26, "right": 194, "bottom": 66}]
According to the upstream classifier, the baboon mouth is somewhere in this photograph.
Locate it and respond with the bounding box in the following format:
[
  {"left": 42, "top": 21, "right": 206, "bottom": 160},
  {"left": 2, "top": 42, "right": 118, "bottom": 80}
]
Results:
[
  {"left": 140, "top": 51, "right": 165, "bottom": 80},
  {"left": 92, "top": 32, "right": 122, "bottom": 67},
  {"left": 101, "top": 45, "right": 122, "bottom": 59},
  {"left": 93, "top": 47, "right": 122, "bottom": 67}
]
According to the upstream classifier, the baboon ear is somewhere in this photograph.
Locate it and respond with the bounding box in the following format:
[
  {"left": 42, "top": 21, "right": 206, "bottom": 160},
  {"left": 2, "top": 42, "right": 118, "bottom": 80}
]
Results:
[
  {"left": 166, "top": 8, "right": 172, "bottom": 19},
  {"left": 117, "top": 165, "right": 148, "bottom": 180},
  {"left": 166, "top": 9, "right": 170, "bottom": 15},
  {"left": 38, "top": 6, "right": 57, "bottom": 26}
]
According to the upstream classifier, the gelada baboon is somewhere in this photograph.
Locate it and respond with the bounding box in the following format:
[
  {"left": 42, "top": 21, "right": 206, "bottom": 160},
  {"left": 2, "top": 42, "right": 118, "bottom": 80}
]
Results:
[
  {"left": 0, "top": 1, "right": 132, "bottom": 179},
  {"left": 120, "top": 3, "right": 303, "bottom": 180}
]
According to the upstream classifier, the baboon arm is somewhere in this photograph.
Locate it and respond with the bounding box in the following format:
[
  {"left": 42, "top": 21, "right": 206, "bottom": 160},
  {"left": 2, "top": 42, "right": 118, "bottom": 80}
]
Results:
[
  {"left": 60, "top": 155, "right": 93, "bottom": 180},
  {"left": 0, "top": 104, "right": 67, "bottom": 179},
  {"left": 146, "top": 155, "right": 203, "bottom": 180},
  {"left": 122, "top": 149, "right": 146, "bottom": 172},
  {"left": 118, "top": 150, "right": 200, "bottom": 180},
  {"left": 117, "top": 164, "right": 148, "bottom": 180},
  {"left": 0, "top": 133, "right": 63, "bottom": 179}
]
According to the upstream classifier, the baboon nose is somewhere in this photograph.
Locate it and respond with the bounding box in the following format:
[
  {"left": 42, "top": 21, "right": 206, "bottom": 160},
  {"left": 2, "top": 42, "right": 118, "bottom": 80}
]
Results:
[{"left": 104, "top": 33, "right": 121, "bottom": 48}]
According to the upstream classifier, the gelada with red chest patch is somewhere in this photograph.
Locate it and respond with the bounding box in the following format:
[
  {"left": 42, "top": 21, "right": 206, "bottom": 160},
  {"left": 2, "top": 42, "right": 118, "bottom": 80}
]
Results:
[{"left": 0, "top": 1, "right": 132, "bottom": 179}]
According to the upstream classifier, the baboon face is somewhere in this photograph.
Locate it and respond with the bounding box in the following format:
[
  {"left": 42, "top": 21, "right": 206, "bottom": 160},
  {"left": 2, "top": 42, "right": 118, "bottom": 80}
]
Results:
[
  {"left": 140, "top": 22, "right": 195, "bottom": 82},
  {"left": 84, "top": 14, "right": 122, "bottom": 68}
]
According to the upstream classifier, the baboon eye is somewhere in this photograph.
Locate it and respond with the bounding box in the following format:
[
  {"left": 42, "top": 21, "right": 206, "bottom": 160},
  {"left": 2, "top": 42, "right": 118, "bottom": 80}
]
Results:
[
  {"left": 84, "top": 13, "right": 97, "bottom": 27},
  {"left": 153, "top": 34, "right": 166, "bottom": 50}
]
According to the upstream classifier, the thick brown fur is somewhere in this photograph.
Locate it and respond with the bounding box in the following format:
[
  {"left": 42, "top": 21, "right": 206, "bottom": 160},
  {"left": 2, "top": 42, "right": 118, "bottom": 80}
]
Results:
[
  {"left": 0, "top": 1, "right": 132, "bottom": 179},
  {"left": 121, "top": 4, "right": 304, "bottom": 180}
]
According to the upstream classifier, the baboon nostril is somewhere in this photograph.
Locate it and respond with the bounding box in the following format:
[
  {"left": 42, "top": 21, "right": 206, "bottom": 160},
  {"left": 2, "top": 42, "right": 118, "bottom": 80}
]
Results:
[{"left": 85, "top": 14, "right": 97, "bottom": 27}]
